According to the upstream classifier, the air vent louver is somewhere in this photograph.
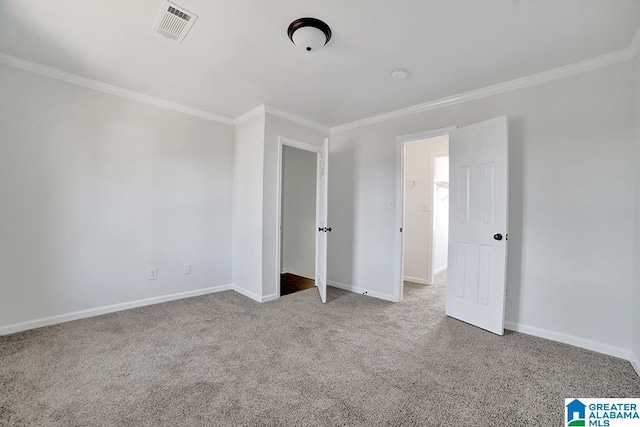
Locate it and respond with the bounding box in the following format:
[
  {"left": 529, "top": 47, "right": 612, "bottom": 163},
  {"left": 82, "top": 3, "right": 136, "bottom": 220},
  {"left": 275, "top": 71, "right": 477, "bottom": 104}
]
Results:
[{"left": 152, "top": 1, "right": 198, "bottom": 44}]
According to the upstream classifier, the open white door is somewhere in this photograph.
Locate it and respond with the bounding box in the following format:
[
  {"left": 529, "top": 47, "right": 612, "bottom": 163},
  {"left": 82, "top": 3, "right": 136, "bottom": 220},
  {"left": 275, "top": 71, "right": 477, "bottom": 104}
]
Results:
[
  {"left": 446, "top": 116, "right": 508, "bottom": 335},
  {"left": 315, "top": 137, "right": 330, "bottom": 303}
]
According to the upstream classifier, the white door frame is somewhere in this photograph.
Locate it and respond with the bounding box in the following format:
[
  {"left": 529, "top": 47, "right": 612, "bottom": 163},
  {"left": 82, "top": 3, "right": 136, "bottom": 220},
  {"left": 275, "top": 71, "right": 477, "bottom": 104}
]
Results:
[
  {"left": 275, "top": 136, "right": 322, "bottom": 298},
  {"left": 394, "top": 126, "right": 457, "bottom": 302},
  {"left": 431, "top": 154, "right": 450, "bottom": 281}
]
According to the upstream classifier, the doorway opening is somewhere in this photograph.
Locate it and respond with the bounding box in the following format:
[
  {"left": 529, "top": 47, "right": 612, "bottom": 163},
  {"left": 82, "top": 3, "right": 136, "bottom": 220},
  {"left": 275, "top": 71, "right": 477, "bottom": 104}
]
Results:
[
  {"left": 402, "top": 134, "right": 449, "bottom": 298},
  {"left": 394, "top": 127, "right": 455, "bottom": 302},
  {"left": 276, "top": 138, "right": 320, "bottom": 297},
  {"left": 394, "top": 117, "right": 509, "bottom": 335}
]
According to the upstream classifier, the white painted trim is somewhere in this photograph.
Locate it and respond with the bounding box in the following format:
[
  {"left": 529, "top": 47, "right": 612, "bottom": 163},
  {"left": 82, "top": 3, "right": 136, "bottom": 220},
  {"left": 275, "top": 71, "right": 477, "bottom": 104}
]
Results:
[
  {"left": 231, "top": 285, "right": 278, "bottom": 303},
  {"left": 330, "top": 47, "right": 638, "bottom": 134},
  {"left": 396, "top": 128, "right": 457, "bottom": 146},
  {"left": 631, "top": 354, "right": 640, "bottom": 378},
  {"left": 433, "top": 265, "right": 448, "bottom": 275},
  {"left": 276, "top": 139, "right": 284, "bottom": 299},
  {"left": 394, "top": 138, "right": 404, "bottom": 303},
  {"left": 231, "top": 285, "right": 263, "bottom": 303},
  {"left": 234, "top": 104, "right": 266, "bottom": 125},
  {"left": 0, "top": 284, "right": 234, "bottom": 336},
  {"left": 0, "top": 51, "right": 235, "bottom": 125},
  {"left": 394, "top": 127, "right": 456, "bottom": 303},
  {"left": 280, "top": 136, "right": 322, "bottom": 153},
  {"left": 4, "top": 22, "right": 638, "bottom": 136},
  {"left": 426, "top": 152, "right": 436, "bottom": 284},
  {"left": 265, "top": 105, "right": 329, "bottom": 134},
  {"left": 4, "top": 22, "right": 637, "bottom": 136},
  {"left": 261, "top": 293, "right": 279, "bottom": 303},
  {"left": 504, "top": 321, "right": 631, "bottom": 361},
  {"left": 328, "top": 281, "right": 397, "bottom": 303},
  {"left": 403, "top": 276, "right": 431, "bottom": 285}
]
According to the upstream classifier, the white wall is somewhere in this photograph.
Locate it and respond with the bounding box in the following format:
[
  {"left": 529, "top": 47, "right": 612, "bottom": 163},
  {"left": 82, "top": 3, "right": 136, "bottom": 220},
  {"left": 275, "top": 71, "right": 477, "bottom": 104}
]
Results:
[
  {"left": 229, "top": 110, "right": 326, "bottom": 301},
  {"left": 633, "top": 52, "right": 640, "bottom": 371},
  {"left": 329, "top": 60, "right": 636, "bottom": 355},
  {"left": 281, "top": 146, "right": 317, "bottom": 279},
  {"left": 263, "top": 113, "right": 327, "bottom": 298},
  {"left": 403, "top": 136, "right": 447, "bottom": 284},
  {"left": 0, "top": 63, "right": 234, "bottom": 330},
  {"left": 231, "top": 114, "right": 265, "bottom": 298},
  {"left": 433, "top": 155, "right": 449, "bottom": 274}
]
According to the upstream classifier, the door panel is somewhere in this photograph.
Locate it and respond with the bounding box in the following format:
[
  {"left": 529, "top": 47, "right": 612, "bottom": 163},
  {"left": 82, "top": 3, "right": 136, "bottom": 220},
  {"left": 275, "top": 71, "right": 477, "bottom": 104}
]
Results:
[
  {"left": 446, "top": 116, "right": 508, "bottom": 335},
  {"left": 315, "top": 138, "right": 329, "bottom": 303}
]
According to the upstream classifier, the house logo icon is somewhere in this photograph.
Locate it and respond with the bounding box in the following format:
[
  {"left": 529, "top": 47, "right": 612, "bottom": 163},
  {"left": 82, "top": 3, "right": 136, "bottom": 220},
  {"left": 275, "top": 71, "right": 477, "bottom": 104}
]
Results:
[{"left": 566, "top": 399, "right": 586, "bottom": 426}]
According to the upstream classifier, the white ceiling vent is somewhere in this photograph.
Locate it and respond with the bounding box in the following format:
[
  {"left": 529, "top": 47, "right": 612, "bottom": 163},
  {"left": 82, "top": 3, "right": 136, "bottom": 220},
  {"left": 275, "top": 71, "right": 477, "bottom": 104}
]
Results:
[{"left": 152, "top": 1, "right": 198, "bottom": 44}]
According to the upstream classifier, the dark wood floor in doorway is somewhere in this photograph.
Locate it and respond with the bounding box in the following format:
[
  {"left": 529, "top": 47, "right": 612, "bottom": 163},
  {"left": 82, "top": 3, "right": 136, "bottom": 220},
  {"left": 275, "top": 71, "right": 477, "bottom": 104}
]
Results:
[{"left": 280, "top": 273, "right": 315, "bottom": 296}]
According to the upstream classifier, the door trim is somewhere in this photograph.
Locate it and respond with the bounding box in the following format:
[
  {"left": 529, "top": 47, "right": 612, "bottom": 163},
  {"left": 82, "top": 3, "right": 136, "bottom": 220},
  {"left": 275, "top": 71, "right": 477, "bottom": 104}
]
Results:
[
  {"left": 276, "top": 136, "right": 321, "bottom": 298},
  {"left": 394, "top": 126, "right": 457, "bottom": 302}
]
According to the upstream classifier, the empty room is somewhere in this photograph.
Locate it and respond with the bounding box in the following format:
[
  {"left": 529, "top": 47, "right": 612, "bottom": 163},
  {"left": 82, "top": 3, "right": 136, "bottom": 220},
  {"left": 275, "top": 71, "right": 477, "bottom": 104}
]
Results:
[{"left": 1, "top": 1, "right": 640, "bottom": 426}]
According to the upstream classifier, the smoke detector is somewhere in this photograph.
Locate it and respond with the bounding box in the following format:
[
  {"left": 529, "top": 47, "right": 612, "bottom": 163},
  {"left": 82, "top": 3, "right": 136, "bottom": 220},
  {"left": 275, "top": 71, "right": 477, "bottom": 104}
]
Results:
[
  {"left": 152, "top": 1, "right": 198, "bottom": 44},
  {"left": 391, "top": 69, "right": 409, "bottom": 80}
]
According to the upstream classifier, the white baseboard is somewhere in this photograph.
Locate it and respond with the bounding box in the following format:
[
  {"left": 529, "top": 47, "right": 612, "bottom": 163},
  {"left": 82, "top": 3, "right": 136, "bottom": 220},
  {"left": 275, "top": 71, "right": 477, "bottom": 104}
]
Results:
[
  {"left": 631, "top": 353, "right": 640, "bottom": 378},
  {"left": 231, "top": 285, "right": 263, "bottom": 303},
  {"left": 0, "top": 283, "right": 282, "bottom": 335},
  {"left": 0, "top": 284, "right": 234, "bottom": 336},
  {"left": 403, "top": 269, "right": 446, "bottom": 285},
  {"left": 328, "top": 280, "right": 396, "bottom": 302},
  {"left": 504, "top": 321, "right": 631, "bottom": 360},
  {"left": 403, "top": 275, "right": 431, "bottom": 285},
  {"left": 261, "top": 293, "right": 279, "bottom": 303},
  {"left": 232, "top": 285, "right": 279, "bottom": 303},
  {"left": 433, "top": 266, "right": 447, "bottom": 275}
]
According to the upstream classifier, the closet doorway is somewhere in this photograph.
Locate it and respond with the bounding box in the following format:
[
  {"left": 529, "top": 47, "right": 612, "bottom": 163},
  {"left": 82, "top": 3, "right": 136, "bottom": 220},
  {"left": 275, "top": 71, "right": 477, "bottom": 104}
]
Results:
[{"left": 279, "top": 143, "right": 318, "bottom": 296}]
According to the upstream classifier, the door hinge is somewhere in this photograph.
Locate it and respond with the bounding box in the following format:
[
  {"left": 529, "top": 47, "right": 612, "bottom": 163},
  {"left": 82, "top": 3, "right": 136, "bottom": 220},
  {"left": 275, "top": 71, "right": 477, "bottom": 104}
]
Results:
[{"left": 400, "top": 227, "right": 403, "bottom": 232}]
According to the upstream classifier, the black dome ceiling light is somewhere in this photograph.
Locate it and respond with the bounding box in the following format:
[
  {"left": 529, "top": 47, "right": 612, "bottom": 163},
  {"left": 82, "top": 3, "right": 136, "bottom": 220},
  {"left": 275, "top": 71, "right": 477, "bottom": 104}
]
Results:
[{"left": 287, "top": 17, "right": 332, "bottom": 52}]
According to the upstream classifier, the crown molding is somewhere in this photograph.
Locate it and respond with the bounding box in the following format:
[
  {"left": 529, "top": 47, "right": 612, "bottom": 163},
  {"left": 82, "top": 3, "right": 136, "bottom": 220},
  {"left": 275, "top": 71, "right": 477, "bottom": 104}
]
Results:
[
  {"left": 2, "top": 20, "right": 638, "bottom": 136},
  {"left": 0, "top": 51, "right": 235, "bottom": 125},
  {"left": 331, "top": 35, "right": 640, "bottom": 135},
  {"left": 233, "top": 103, "right": 330, "bottom": 134},
  {"left": 264, "top": 105, "right": 329, "bottom": 134},
  {"left": 233, "top": 104, "right": 266, "bottom": 125}
]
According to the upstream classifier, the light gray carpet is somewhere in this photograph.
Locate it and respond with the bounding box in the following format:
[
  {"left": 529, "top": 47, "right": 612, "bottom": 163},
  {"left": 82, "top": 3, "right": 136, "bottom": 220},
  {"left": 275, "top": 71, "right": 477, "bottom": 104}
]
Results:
[{"left": 1, "top": 273, "right": 638, "bottom": 426}]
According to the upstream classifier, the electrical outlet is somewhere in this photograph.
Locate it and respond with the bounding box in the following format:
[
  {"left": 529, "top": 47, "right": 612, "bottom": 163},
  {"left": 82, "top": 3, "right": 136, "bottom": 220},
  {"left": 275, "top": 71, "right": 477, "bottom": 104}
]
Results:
[
  {"left": 505, "top": 288, "right": 511, "bottom": 300},
  {"left": 184, "top": 264, "right": 192, "bottom": 275},
  {"left": 148, "top": 267, "right": 158, "bottom": 280}
]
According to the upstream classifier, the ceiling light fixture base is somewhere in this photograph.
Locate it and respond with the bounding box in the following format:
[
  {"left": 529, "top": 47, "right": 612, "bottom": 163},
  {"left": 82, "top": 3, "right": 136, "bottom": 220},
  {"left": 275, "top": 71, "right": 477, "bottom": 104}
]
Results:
[{"left": 287, "top": 17, "right": 332, "bottom": 52}]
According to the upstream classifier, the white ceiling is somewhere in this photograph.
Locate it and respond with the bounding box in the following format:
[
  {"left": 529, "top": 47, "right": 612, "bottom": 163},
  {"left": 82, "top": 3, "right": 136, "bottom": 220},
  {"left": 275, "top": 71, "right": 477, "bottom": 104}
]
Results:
[{"left": 0, "top": 0, "right": 639, "bottom": 127}]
